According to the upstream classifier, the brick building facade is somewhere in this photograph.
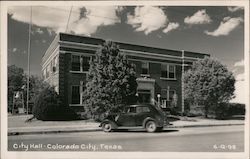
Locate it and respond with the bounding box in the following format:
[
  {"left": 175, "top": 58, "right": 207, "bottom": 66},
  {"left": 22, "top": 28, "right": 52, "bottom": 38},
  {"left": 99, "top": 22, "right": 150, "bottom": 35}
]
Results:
[{"left": 42, "top": 33, "right": 209, "bottom": 112}]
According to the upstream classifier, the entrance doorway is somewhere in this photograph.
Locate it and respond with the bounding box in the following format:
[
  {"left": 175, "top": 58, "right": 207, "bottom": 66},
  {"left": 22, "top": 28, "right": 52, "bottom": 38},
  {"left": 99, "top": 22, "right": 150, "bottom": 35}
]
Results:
[{"left": 138, "top": 90, "right": 151, "bottom": 103}]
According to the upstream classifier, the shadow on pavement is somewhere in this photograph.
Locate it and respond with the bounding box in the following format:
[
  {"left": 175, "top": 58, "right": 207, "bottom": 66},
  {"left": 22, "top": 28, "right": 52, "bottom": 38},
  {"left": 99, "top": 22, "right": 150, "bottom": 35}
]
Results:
[{"left": 112, "top": 129, "right": 179, "bottom": 133}]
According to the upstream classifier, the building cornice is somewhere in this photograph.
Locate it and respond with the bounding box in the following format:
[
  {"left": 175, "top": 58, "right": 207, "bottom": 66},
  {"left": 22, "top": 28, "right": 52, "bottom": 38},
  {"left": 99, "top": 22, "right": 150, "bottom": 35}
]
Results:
[{"left": 58, "top": 41, "right": 201, "bottom": 63}]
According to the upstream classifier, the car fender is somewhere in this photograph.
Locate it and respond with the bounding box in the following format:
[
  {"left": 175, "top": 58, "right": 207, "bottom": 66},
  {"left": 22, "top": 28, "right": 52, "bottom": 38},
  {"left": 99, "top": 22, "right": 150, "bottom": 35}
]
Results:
[
  {"left": 143, "top": 117, "right": 158, "bottom": 128},
  {"left": 100, "top": 119, "right": 118, "bottom": 129}
]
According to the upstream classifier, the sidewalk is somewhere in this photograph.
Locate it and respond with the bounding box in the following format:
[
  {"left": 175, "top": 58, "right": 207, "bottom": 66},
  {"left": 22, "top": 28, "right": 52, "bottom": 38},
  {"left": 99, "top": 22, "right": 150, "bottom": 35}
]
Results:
[{"left": 8, "top": 115, "right": 245, "bottom": 136}]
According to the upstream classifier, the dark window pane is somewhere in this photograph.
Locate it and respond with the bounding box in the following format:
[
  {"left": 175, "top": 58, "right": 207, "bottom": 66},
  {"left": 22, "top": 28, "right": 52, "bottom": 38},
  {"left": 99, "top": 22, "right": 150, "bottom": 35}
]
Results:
[
  {"left": 142, "top": 68, "right": 149, "bottom": 74},
  {"left": 169, "top": 72, "right": 175, "bottom": 78},
  {"left": 169, "top": 91, "right": 175, "bottom": 101},
  {"left": 161, "top": 89, "right": 168, "bottom": 98},
  {"left": 161, "top": 64, "right": 168, "bottom": 78},
  {"left": 161, "top": 70, "right": 168, "bottom": 78},
  {"left": 82, "top": 56, "right": 90, "bottom": 72},
  {"left": 141, "top": 62, "right": 149, "bottom": 74},
  {"left": 129, "top": 107, "right": 136, "bottom": 113},
  {"left": 72, "top": 55, "right": 80, "bottom": 71},
  {"left": 169, "top": 65, "right": 175, "bottom": 78},
  {"left": 72, "top": 86, "right": 80, "bottom": 104}
]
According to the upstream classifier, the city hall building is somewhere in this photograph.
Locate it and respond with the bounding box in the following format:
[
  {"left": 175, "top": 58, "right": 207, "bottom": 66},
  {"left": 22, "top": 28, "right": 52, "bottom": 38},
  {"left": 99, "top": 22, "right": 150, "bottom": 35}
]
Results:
[{"left": 42, "top": 33, "right": 209, "bottom": 112}]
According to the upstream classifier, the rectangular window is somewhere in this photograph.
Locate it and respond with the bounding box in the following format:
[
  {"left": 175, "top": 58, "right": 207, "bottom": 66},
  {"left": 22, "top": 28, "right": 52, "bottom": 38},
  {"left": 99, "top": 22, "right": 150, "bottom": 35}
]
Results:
[
  {"left": 71, "top": 86, "right": 80, "bottom": 104},
  {"left": 167, "top": 90, "right": 176, "bottom": 107},
  {"left": 161, "top": 89, "right": 168, "bottom": 108},
  {"left": 53, "top": 55, "right": 58, "bottom": 72},
  {"left": 141, "top": 62, "right": 149, "bottom": 75},
  {"left": 136, "top": 106, "right": 150, "bottom": 113},
  {"left": 161, "top": 89, "right": 176, "bottom": 108},
  {"left": 161, "top": 64, "right": 176, "bottom": 79},
  {"left": 82, "top": 56, "right": 90, "bottom": 72},
  {"left": 71, "top": 82, "right": 85, "bottom": 105},
  {"left": 161, "top": 64, "right": 168, "bottom": 78},
  {"left": 169, "top": 65, "right": 175, "bottom": 78},
  {"left": 71, "top": 55, "right": 91, "bottom": 72},
  {"left": 46, "top": 65, "right": 50, "bottom": 78},
  {"left": 50, "top": 62, "right": 53, "bottom": 75},
  {"left": 71, "top": 55, "right": 81, "bottom": 71}
]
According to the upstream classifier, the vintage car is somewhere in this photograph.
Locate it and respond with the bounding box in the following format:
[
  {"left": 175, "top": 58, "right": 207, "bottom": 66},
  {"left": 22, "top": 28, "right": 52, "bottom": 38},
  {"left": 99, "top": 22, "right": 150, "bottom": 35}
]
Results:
[{"left": 100, "top": 104, "right": 168, "bottom": 133}]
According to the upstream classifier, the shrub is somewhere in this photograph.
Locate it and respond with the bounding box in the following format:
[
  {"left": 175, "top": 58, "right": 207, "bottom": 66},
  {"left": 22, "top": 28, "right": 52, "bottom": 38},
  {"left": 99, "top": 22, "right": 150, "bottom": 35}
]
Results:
[
  {"left": 215, "top": 103, "right": 245, "bottom": 120},
  {"left": 32, "top": 86, "right": 78, "bottom": 121}
]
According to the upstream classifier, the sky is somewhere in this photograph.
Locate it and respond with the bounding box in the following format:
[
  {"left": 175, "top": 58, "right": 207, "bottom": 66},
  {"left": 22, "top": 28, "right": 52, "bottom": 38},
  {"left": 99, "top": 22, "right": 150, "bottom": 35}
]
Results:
[{"left": 7, "top": 5, "right": 246, "bottom": 103}]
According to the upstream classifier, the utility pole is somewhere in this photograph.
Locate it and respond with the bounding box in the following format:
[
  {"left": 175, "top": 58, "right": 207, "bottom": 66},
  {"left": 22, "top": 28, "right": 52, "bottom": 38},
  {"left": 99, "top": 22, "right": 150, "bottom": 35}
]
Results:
[
  {"left": 26, "top": 6, "right": 32, "bottom": 114},
  {"left": 181, "top": 50, "right": 185, "bottom": 116},
  {"left": 65, "top": 6, "right": 73, "bottom": 33}
]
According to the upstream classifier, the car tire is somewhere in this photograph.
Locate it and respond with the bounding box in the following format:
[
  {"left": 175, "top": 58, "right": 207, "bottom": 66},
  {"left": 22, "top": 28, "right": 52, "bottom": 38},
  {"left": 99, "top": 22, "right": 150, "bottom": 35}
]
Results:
[
  {"left": 102, "top": 122, "right": 112, "bottom": 132},
  {"left": 145, "top": 121, "right": 157, "bottom": 133}
]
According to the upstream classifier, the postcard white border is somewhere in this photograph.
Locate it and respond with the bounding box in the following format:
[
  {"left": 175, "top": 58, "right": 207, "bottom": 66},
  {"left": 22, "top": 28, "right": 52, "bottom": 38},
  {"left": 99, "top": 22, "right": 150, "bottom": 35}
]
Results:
[{"left": 1, "top": 1, "right": 249, "bottom": 159}]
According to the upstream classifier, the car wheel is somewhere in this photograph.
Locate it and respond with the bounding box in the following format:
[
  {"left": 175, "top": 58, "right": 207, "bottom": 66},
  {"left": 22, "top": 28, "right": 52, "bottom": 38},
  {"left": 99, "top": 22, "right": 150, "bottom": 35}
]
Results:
[
  {"left": 145, "top": 121, "right": 157, "bottom": 132},
  {"left": 102, "top": 122, "right": 112, "bottom": 132}
]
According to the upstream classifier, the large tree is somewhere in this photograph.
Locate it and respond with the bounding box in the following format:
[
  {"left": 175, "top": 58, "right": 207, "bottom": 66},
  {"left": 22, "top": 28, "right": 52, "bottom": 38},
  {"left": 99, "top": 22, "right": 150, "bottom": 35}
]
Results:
[
  {"left": 8, "top": 65, "right": 25, "bottom": 112},
  {"left": 8, "top": 65, "right": 49, "bottom": 113},
  {"left": 183, "top": 57, "right": 235, "bottom": 117},
  {"left": 84, "top": 41, "right": 137, "bottom": 119}
]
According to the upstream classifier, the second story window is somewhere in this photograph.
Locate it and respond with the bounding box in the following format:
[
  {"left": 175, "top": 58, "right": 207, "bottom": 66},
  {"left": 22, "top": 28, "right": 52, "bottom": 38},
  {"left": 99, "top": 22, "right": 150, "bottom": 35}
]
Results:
[
  {"left": 169, "top": 65, "right": 175, "bottom": 78},
  {"left": 82, "top": 56, "right": 91, "bottom": 72},
  {"left": 71, "top": 55, "right": 91, "bottom": 72},
  {"left": 141, "top": 61, "right": 149, "bottom": 75},
  {"left": 72, "top": 55, "right": 81, "bottom": 71},
  {"left": 161, "top": 64, "right": 176, "bottom": 79}
]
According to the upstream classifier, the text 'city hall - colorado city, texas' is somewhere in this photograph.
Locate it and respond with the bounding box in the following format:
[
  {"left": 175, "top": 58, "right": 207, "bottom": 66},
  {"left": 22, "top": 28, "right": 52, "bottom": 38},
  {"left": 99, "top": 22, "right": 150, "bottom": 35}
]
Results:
[{"left": 42, "top": 33, "right": 209, "bottom": 113}]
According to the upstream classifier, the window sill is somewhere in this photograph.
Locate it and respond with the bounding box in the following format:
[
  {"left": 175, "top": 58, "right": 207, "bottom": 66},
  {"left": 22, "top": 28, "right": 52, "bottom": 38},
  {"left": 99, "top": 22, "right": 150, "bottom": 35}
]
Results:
[
  {"left": 69, "top": 104, "right": 84, "bottom": 107},
  {"left": 160, "top": 77, "right": 177, "bottom": 81},
  {"left": 70, "top": 71, "right": 88, "bottom": 74}
]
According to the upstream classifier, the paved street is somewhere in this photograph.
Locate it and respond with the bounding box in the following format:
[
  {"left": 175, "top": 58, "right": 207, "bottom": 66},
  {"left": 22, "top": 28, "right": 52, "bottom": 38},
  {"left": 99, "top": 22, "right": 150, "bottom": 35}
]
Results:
[{"left": 8, "top": 125, "right": 244, "bottom": 152}]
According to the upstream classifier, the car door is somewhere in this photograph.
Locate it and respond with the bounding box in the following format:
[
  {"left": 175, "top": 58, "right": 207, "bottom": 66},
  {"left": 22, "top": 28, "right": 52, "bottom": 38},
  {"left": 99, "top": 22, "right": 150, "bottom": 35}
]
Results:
[
  {"left": 116, "top": 106, "right": 136, "bottom": 127},
  {"left": 135, "top": 106, "right": 151, "bottom": 126}
]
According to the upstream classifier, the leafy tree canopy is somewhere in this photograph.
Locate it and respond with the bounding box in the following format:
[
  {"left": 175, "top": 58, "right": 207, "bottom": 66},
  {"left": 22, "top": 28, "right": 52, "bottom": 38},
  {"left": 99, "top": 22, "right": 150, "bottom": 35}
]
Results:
[
  {"left": 184, "top": 57, "right": 235, "bottom": 117},
  {"left": 8, "top": 65, "right": 50, "bottom": 112},
  {"left": 84, "top": 41, "right": 137, "bottom": 119}
]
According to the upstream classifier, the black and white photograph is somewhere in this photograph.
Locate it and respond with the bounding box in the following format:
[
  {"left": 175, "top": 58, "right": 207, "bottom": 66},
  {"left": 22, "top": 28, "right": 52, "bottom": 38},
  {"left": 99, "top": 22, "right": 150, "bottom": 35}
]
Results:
[{"left": 1, "top": 1, "right": 249, "bottom": 159}]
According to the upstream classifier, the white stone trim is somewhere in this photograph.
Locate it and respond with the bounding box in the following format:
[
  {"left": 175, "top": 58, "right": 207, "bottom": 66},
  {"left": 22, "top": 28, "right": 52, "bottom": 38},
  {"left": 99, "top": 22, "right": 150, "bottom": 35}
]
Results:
[{"left": 58, "top": 40, "right": 202, "bottom": 62}]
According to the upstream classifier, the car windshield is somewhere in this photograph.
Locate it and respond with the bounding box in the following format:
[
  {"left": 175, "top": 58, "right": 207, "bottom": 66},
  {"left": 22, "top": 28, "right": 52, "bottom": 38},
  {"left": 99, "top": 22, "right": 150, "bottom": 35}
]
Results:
[{"left": 152, "top": 105, "right": 165, "bottom": 116}]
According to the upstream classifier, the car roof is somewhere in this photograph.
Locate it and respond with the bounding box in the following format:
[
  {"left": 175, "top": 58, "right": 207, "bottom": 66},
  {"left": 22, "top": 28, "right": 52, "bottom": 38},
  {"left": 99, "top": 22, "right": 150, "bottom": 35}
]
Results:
[{"left": 127, "top": 104, "right": 155, "bottom": 107}]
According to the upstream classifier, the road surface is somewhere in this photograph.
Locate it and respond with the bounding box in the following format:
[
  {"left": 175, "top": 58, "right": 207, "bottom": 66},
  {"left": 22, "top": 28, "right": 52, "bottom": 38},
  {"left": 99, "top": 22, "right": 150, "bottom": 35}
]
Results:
[{"left": 8, "top": 125, "right": 244, "bottom": 152}]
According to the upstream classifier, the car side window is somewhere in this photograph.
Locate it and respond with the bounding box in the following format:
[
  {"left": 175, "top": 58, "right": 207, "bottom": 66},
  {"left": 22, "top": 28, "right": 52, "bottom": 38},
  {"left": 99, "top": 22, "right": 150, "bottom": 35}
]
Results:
[
  {"left": 136, "top": 106, "right": 150, "bottom": 113},
  {"left": 128, "top": 107, "right": 136, "bottom": 113}
]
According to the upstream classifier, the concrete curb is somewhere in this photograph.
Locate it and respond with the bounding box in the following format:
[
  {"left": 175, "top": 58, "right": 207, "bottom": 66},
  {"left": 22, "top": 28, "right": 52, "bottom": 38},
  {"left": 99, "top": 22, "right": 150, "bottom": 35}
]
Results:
[
  {"left": 8, "top": 128, "right": 102, "bottom": 136},
  {"left": 167, "top": 123, "right": 244, "bottom": 128},
  {"left": 8, "top": 123, "right": 244, "bottom": 136}
]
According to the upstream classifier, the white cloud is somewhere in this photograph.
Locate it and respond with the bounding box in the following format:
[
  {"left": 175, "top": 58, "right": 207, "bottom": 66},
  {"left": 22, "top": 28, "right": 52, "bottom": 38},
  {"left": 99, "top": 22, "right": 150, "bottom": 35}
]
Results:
[
  {"left": 127, "top": 6, "right": 168, "bottom": 35},
  {"left": 8, "top": 6, "right": 79, "bottom": 33},
  {"left": 184, "top": 9, "right": 212, "bottom": 25},
  {"left": 70, "top": 6, "right": 120, "bottom": 36},
  {"left": 205, "top": 17, "right": 243, "bottom": 36},
  {"left": 231, "top": 73, "right": 246, "bottom": 104},
  {"left": 228, "top": 6, "right": 244, "bottom": 12},
  {"left": 163, "top": 22, "right": 179, "bottom": 33},
  {"left": 12, "top": 48, "right": 17, "bottom": 52},
  {"left": 8, "top": 6, "right": 121, "bottom": 36},
  {"left": 234, "top": 59, "right": 244, "bottom": 67}
]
